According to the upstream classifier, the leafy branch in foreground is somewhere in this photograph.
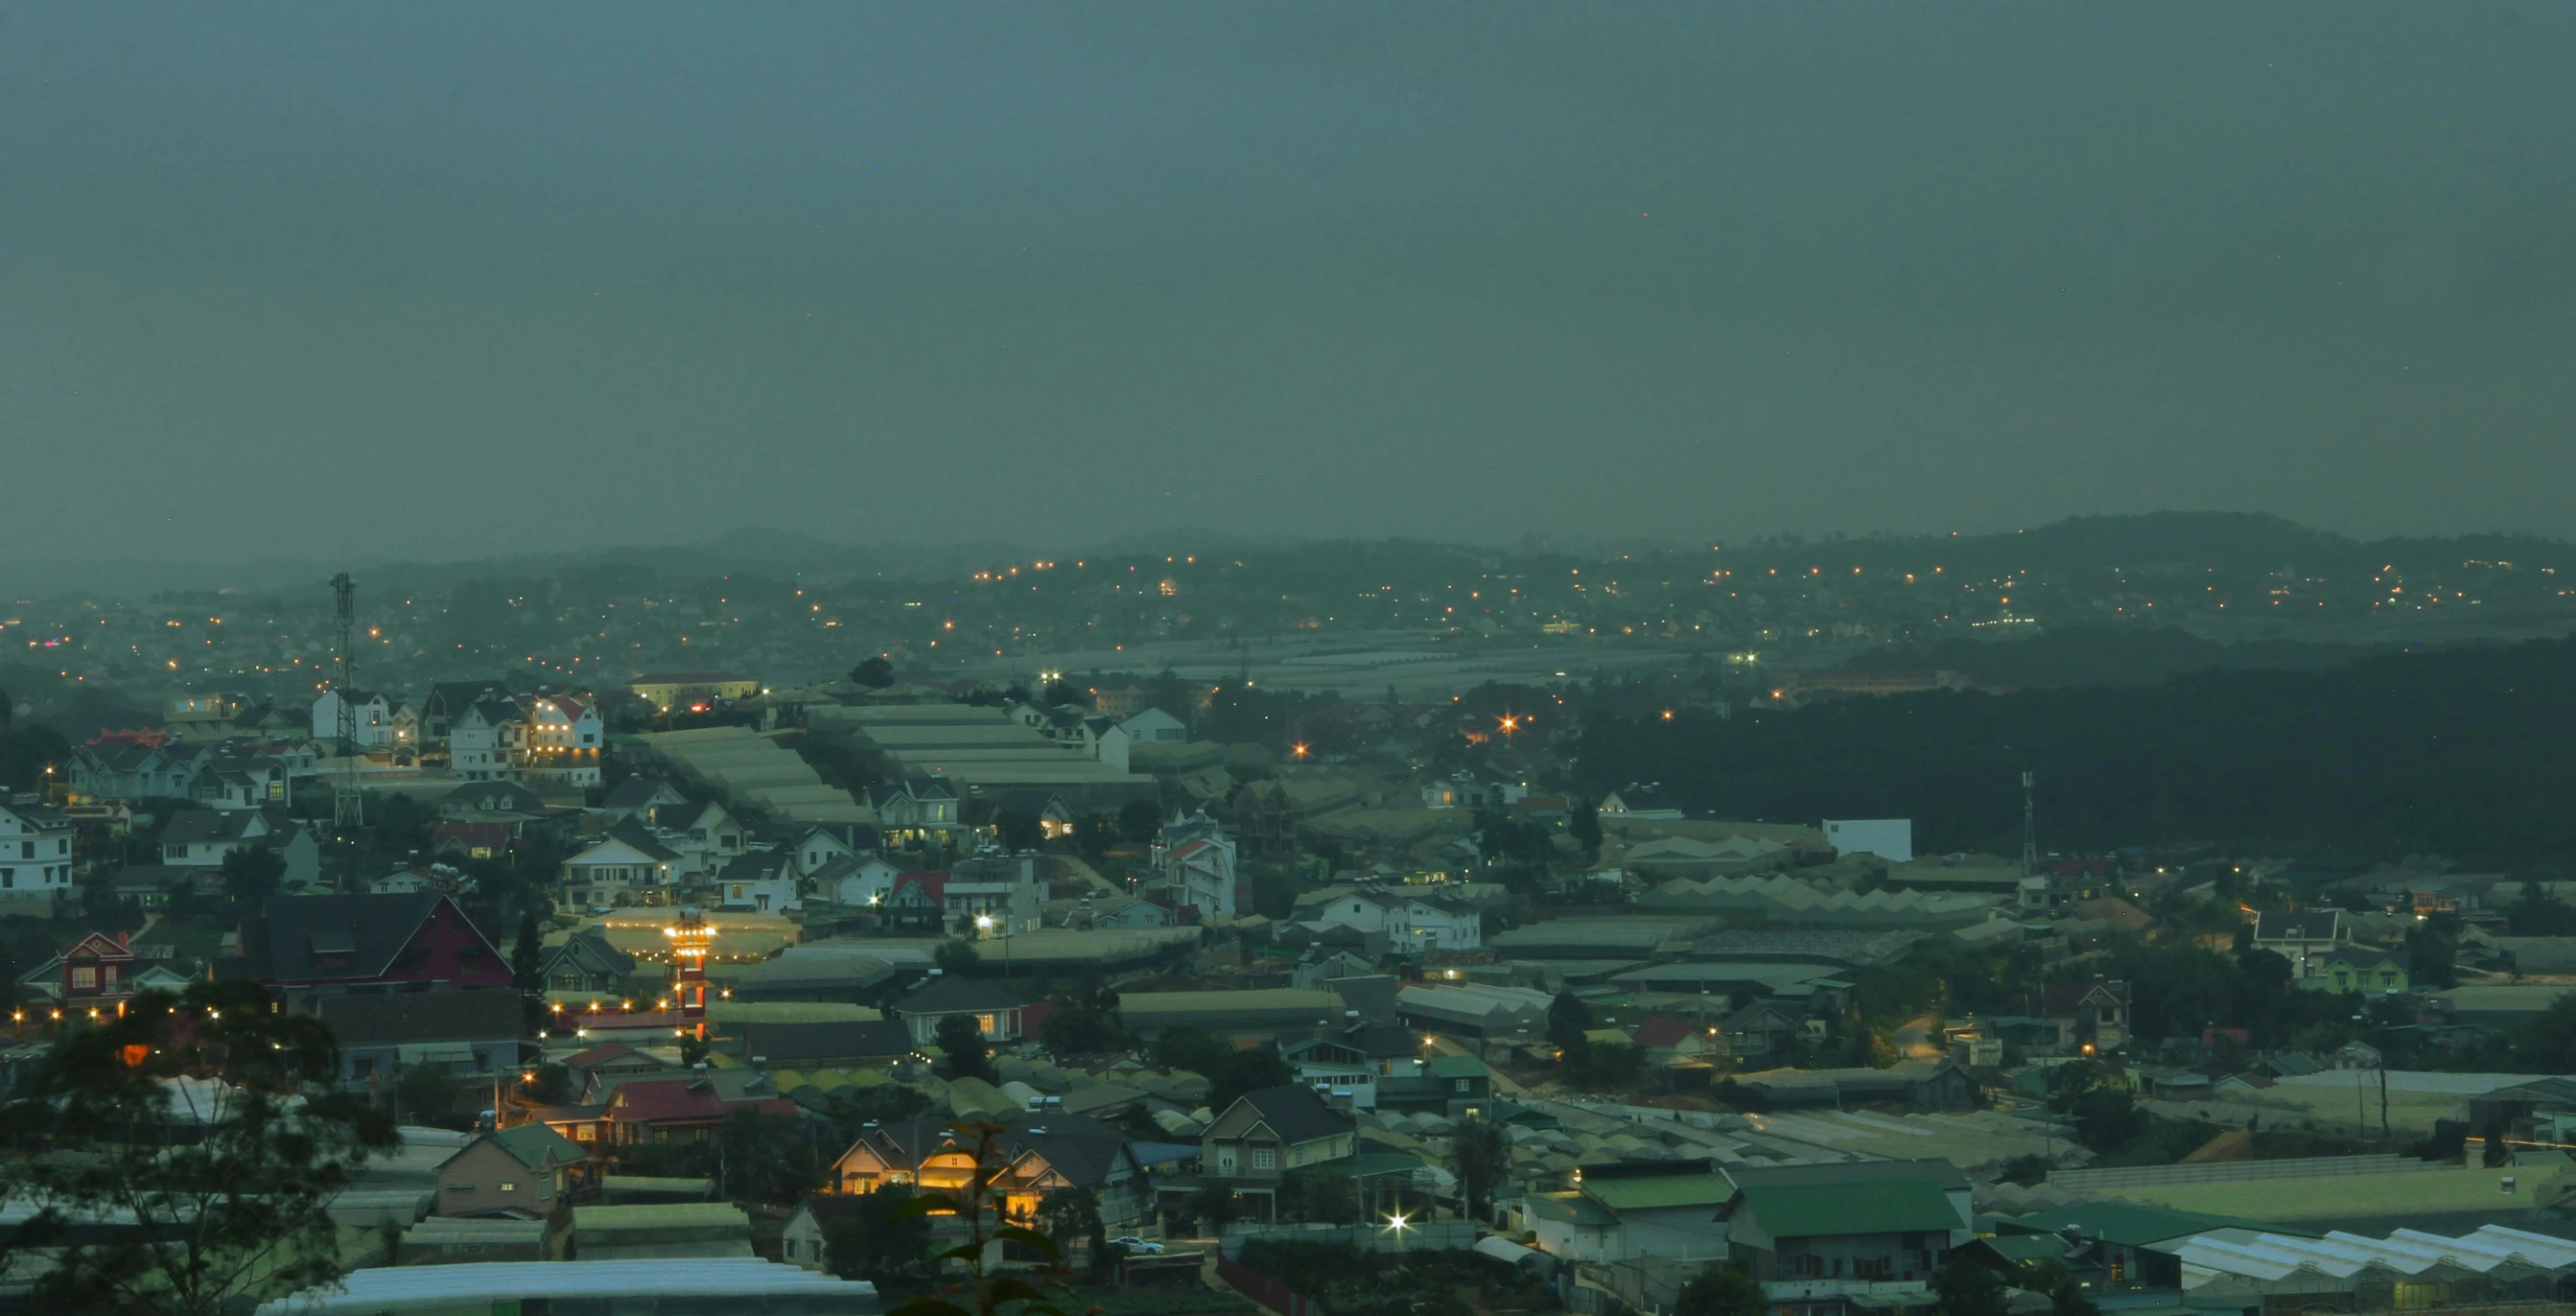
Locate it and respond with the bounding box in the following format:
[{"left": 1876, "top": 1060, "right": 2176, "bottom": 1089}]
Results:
[
  {"left": 0, "top": 980, "right": 397, "bottom": 1316},
  {"left": 884, "top": 1119, "right": 1098, "bottom": 1316}
]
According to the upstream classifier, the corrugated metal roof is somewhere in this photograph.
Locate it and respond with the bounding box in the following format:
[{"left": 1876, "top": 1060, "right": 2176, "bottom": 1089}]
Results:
[
  {"left": 2176, "top": 1224, "right": 2576, "bottom": 1282},
  {"left": 257, "top": 1257, "right": 873, "bottom": 1312},
  {"left": 1525, "top": 1191, "right": 1618, "bottom": 1226},
  {"left": 1736, "top": 1179, "right": 1957, "bottom": 1238}
]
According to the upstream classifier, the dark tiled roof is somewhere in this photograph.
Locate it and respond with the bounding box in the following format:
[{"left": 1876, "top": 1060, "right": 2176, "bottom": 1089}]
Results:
[
  {"left": 545, "top": 928, "right": 636, "bottom": 977},
  {"left": 602, "top": 778, "right": 682, "bottom": 810},
  {"left": 715, "top": 852, "right": 790, "bottom": 884},
  {"left": 894, "top": 975, "right": 1030, "bottom": 1016},
  {"left": 162, "top": 810, "right": 262, "bottom": 845},
  {"left": 589, "top": 819, "right": 681, "bottom": 863},
  {"left": 315, "top": 987, "right": 525, "bottom": 1046},
  {"left": 1229, "top": 1085, "right": 1351, "bottom": 1145},
  {"left": 249, "top": 893, "right": 484, "bottom": 982},
  {"left": 1003, "top": 1112, "right": 1134, "bottom": 1189},
  {"left": 739, "top": 1020, "right": 916, "bottom": 1065}
]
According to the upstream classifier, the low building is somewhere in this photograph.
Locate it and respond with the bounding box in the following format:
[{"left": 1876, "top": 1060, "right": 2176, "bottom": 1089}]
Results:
[
  {"left": 827, "top": 1110, "right": 1153, "bottom": 1227},
  {"left": 1721, "top": 1161, "right": 1972, "bottom": 1297},
  {"left": 630, "top": 671, "right": 762, "bottom": 714},
  {"left": 1200, "top": 1085, "right": 1357, "bottom": 1219},
  {"left": 892, "top": 975, "right": 1032, "bottom": 1046},
  {"left": 315, "top": 988, "right": 526, "bottom": 1090},
  {"left": 571, "top": 1202, "right": 756, "bottom": 1260},
  {"left": 2301, "top": 946, "right": 2410, "bottom": 996},
  {"left": 434, "top": 1123, "right": 586, "bottom": 1218},
  {"left": 253, "top": 1257, "right": 878, "bottom": 1315},
  {"left": 2254, "top": 911, "right": 2348, "bottom": 983},
  {"left": 738, "top": 1020, "right": 918, "bottom": 1069}
]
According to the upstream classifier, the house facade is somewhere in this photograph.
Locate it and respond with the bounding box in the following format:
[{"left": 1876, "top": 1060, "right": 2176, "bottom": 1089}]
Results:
[
  {"left": 561, "top": 827, "right": 681, "bottom": 909},
  {"left": 244, "top": 893, "right": 512, "bottom": 1002},
  {"left": 1199, "top": 1085, "right": 1356, "bottom": 1218},
  {"left": 1152, "top": 809, "right": 1238, "bottom": 919},
  {"left": 434, "top": 1123, "right": 586, "bottom": 1218},
  {"left": 0, "top": 800, "right": 76, "bottom": 914}
]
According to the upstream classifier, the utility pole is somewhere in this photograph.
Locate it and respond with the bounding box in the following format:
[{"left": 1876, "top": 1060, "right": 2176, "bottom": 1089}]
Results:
[{"left": 330, "top": 574, "right": 365, "bottom": 831}]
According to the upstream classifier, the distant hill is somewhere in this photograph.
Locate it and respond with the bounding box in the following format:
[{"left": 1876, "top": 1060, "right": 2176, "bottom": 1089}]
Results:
[
  {"left": 1838, "top": 626, "right": 2407, "bottom": 689},
  {"left": 1698, "top": 512, "right": 2573, "bottom": 579}
]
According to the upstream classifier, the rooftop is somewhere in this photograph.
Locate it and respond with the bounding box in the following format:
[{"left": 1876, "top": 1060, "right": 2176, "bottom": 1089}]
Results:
[{"left": 1736, "top": 1179, "right": 1960, "bottom": 1239}]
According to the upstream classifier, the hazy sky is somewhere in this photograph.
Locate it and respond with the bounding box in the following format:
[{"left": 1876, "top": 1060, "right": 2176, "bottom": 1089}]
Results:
[{"left": 5, "top": 5, "right": 2572, "bottom": 562}]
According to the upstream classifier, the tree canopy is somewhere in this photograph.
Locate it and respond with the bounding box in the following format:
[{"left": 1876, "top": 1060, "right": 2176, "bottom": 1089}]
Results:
[{"left": 0, "top": 979, "right": 398, "bottom": 1316}]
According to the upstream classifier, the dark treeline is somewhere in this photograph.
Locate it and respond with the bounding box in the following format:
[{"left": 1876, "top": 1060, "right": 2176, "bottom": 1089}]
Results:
[
  {"left": 1835, "top": 626, "right": 2405, "bottom": 690},
  {"left": 1574, "top": 636, "right": 2576, "bottom": 863}
]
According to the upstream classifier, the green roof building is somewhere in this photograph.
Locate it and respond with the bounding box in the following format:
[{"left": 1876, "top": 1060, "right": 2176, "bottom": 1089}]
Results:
[{"left": 1724, "top": 1174, "right": 1967, "bottom": 1289}]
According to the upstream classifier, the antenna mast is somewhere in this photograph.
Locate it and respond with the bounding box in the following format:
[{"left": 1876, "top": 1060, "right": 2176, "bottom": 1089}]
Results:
[
  {"left": 2020, "top": 770, "right": 2038, "bottom": 877},
  {"left": 330, "top": 573, "right": 365, "bottom": 830}
]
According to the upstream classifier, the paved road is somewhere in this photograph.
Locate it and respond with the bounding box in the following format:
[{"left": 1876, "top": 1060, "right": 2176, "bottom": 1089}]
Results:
[{"left": 1894, "top": 1015, "right": 1945, "bottom": 1062}]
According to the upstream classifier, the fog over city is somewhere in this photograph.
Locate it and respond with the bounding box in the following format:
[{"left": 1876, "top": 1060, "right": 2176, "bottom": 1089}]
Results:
[
  {"left": 9, "top": 10, "right": 2576, "bottom": 1315},
  {"left": 7, "top": 6, "right": 2575, "bottom": 566}
]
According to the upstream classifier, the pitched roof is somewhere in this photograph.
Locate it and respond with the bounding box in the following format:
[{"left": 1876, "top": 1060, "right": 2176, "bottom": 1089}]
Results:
[
  {"left": 162, "top": 809, "right": 263, "bottom": 845},
  {"left": 610, "top": 1076, "right": 791, "bottom": 1123},
  {"left": 564, "top": 1043, "right": 660, "bottom": 1070},
  {"left": 1002, "top": 1112, "right": 1136, "bottom": 1189},
  {"left": 251, "top": 893, "right": 482, "bottom": 982},
  {"left": 314, "top": 988, "right": 525, "bottom": 1046},
  {"left": 2254, "top": 910, "right": 2341, "bottom": 943},
  {"left": 471, "top": 1122, "right": 585, "bottom": 1171},
  {"left": 1227, "top": 1085, "right": 1350, "bottom": 1145},
  {"left": 1630, "top": 1016, "right": 1694, "bottom": 1048},
  {"left": 603, "top": 778, "right": 684, "bottom": 810},
  {"left": 587, "top": 819, "right": 681, "bottom": 863},
  {"left": 1735, "top": 1179, "right": 1958, "bottom": 1239}
]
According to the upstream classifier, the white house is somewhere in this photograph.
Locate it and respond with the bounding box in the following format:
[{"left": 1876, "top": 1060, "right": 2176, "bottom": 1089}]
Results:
[
  {"left": 714, "top": 851, "right": 800, "bottom": 914},
  {"left": 665, "top": 800, "right": 748, "bottom": 880},
  {"left": 1118, "top": 708, "right": 1187, "bottom": 745},
  {"left": 560, "top": 826, "right": 681, "bottom": 909},
  {"left": 1308, "top": 889, "right": 1482, "bottom": 952},
  {"left": 0, "top": 800, "right": 76, "bottom": 913},
  {"left": 449, "top": 701, "right": 520, "bottom": 782},
  {"left": 808, "top": 856, "right": 904, "bottom": 908},
  {"left": 1152, "top": 809, "right": 1238, "bottom": 919},
  {"left": 312, "top": 689, "right": 395, "bottom": 748},
  {"left": 792, "top": 824, "right": 879, "bottom": 879},
  {"left": 515, "top": 693, "right": 602, "bottom": 787}
]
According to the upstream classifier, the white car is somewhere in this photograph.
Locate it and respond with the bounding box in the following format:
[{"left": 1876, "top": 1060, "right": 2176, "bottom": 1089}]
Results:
[{"left": 1108, "top": 1236, "right": 1164, "bottom": 1255}]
